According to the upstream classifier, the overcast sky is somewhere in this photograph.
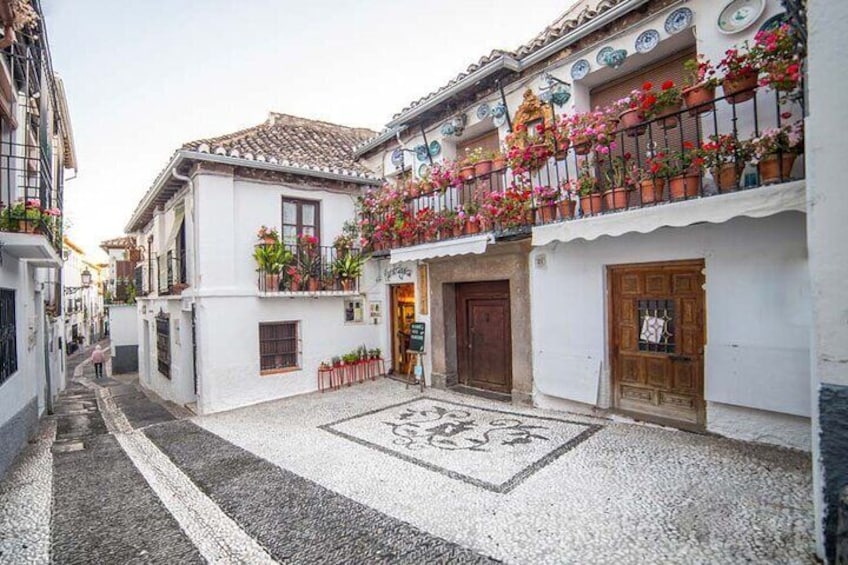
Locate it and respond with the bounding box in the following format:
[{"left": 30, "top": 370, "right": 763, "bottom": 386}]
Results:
[{"left": 44, "top": 0, "right": 570, "bottom": 259}]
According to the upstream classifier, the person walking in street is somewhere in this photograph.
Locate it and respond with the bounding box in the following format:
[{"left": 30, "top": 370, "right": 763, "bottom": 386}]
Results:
[{"left": 91, "top": 345, "right": 106, "bottom": 379}]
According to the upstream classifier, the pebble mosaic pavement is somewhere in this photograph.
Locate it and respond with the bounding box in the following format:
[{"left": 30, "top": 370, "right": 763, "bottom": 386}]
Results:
[{"left": 0, "top": 344, "right": 818, "bottom": 564}]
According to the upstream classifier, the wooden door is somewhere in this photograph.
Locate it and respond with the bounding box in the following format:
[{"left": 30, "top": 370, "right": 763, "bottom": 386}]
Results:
[
  {"left": 456, "top": 281, "right": 512, "bottom": 393},
  {"left": 610, "top": 261, "right": 705, "bottom": 428}
]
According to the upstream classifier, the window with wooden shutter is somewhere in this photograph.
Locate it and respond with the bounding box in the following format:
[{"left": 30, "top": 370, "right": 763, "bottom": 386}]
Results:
[
  {"left": 259, "top": 321, "right": 300, "bottom": 373},
  {"left": 456, "top": 130, "right": 501, "bottom": 161},
  {"left": 590, "top": 49, "right": 698, "bottom": 164},
  {"left": 282, "top": 198, "right": 321, "bottom": 247}
]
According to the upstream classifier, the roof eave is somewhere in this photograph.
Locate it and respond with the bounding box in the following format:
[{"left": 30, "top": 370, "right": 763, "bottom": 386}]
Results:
[{"left": 353, "top": 125, "right": 408, "bottom": 158}]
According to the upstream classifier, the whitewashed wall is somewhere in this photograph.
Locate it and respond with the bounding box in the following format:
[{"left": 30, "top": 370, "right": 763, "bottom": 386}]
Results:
[
  {"left": 109, "top": 304, "right": 138, "bottom": 347},
  {"left": 530, "top": 211, "right": 811, "bottom": 449}
]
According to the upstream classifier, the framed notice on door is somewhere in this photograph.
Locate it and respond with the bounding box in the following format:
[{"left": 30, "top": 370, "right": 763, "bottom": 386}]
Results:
[{"left": 418, "top": 264, "right": 429, "bottom": 315}]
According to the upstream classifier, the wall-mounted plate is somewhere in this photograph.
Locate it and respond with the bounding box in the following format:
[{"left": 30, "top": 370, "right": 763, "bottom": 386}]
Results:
[
  {"left": 570, "top": 59, "right": 591, "bottom": 81},
  {"left": 476, "top": 103, "right": 490, "bottom": 120},
  {"left": 418, "top": 164, "right": 430, "bottom": 178},
  {"left": 665, "top": 7, "right": 694, "bottom": 35},
  {"left": 635, "top": 29, "right": 660, "bottom": 53},
  {"left": 759, "top": 11, "right": 788, "bottom": 32},
  {"left": 718, "top": 0, "right": 765, "bottom": 34},
  {"left": 390, "top": 148, "right": 404, "bottom": 168},
  {"left": 428, "top": 140, "right": 441, "bottom": 158},
  {"left": 596, "top": 46, "right": 614, "bottom": 66},
  {"left": 415, "top": 144, "right": 429, "bottom": 162}
]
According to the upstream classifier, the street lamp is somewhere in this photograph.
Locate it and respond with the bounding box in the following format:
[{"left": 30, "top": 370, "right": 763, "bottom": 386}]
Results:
[{"left": 80, "top": 268, "right": 92, "bottom": 288}]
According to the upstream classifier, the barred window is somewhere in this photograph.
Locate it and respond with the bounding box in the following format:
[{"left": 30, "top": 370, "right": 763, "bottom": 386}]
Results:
[
  {"left": 156, "top": 313, "right": 171, "bottom": 378},
  {"left": 259, "top": 322, "right": 299, "bottom": 372},
  {"left": 1, "top": 289, "right": 17, "bottom": 385}
]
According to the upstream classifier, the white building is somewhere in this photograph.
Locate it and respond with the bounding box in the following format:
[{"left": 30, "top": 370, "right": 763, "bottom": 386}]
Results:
[
  {"left": 125, "top": 113, "right": 383, "bottom": 414},
  {"left": 61, "top": 237, "right": 105, "bottom": 352},
  {"left": 0, "top": 0, "right": 76, "bottom": 478}
]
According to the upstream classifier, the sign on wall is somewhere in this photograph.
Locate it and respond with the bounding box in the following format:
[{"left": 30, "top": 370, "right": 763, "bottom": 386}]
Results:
[
  {"left": 369, "top": 301, "right": 382, "bottom": 325},
  {"left": 418, "top": 264, "right": 429, "bottom": 315}
]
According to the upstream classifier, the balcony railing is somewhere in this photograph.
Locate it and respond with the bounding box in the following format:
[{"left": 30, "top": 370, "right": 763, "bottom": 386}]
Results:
[
  {"left": 158, "top": 250, "right": 188, "bottom": 295},
  {"left": 363, "top": 83, "right": 804, "bottom": 252},
  {"left": 257, "top": 244, "right": 362, "bottom": 294},
  {"left": 0, "top": 140, "right": 62, "bottom": 253}
]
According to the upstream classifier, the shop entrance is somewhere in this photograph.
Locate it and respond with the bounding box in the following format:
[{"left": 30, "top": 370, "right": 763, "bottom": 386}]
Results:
[{"left": 390, "top": 284, "right": 416, "bottom": 377}]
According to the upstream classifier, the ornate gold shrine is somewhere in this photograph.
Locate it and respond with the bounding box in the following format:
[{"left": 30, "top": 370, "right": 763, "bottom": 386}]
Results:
[{"left": 513, "top": 89, "right": 555, "bottom": 131}]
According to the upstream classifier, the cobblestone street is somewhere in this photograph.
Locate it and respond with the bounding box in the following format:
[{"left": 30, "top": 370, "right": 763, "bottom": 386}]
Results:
[{"left": 0, "top": 352, "right": 817, "bottom": 564}]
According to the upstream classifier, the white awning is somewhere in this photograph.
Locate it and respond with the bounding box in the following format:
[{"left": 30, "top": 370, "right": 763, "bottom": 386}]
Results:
[
  {"left": 532, "top": 180, "right": 806, "bottom": 247},
  {"left": 389, "top": 233, "right": 493, "bottom": 264}
]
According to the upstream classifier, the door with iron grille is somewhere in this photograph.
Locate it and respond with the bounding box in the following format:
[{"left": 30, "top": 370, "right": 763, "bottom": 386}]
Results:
[{"left": 609, "top": 260, "right": 705, "bottom": 428}]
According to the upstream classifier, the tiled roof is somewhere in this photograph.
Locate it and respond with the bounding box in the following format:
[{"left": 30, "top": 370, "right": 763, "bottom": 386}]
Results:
[
  {"left": 182, "top": 113, "right": 377, "bottom": 175},
  {"left": 100, "top": 236, "right": 135, "bottom": 250},
  {"left": 382, "top": 0, "right": 626, "bottom": 123}
]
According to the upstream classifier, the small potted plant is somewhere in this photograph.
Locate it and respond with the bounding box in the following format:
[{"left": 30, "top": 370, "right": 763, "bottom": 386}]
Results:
[
  {"left": 618, "top": 84, "right": 652, "bottom": 132},
  {"left": 751, "top": 24, "right": 802, "bottom": 94},
  {"left": 253, "top": 241, "right": 290, "bottom": 291},
  {"left": 748, "top": 121, "right": 803, "bottom": 184},
  {"left": 575, "top": 164, "right": 602, "bottom": 216},
  {"left": 601, "top": 154, "right": 638, "bottom": 211},
  {"left": 257, "top": 225, "right": 279, "bottom": 245},
  {"left": 640, "top": 152, "right": 672, "bottom": 204},
  {"left": 492, "top": 148, "right": 507, "bottom": 171},
  {"left": 459, "top": 201, "right": 482, "bottom": 235},
  {"left": 465, "top": 147, "right": 494, "bottom": 177},
  {"left": 645, "top": 80, "right": 683, "bottom": 129},
  {"left": 533, "top": 185, "right": 560, "bottom": 224},
  {"left": 333, "top": 252, "right": 366, "bottom": 292},
  {"left": 286, "top": 265, "right": 303, "bottom": 291},
  {"left": 718, "top": 45, "right": 758, "bottom": 104},
  {"left": 557, "top": 179, "right": 577, "bottom": 220},
  {"left": 700, "top": 133, "right": 752, "bottom": 192},
  {"left": 682, "top": 55, "right": 720, "bottom": 115},
  {"left": 667, "top": 142, "right": 705, "bottom": 199}
]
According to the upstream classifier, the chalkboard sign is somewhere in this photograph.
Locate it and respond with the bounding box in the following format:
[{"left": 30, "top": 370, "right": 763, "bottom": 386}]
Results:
[{"left": 408, "top": 322, "right": 426, "bottom": 353}]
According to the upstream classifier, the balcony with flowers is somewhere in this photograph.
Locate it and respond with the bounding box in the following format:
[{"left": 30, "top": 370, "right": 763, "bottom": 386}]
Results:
[{"left": 358, "top": 24, "right": 806, "bottom": 255}]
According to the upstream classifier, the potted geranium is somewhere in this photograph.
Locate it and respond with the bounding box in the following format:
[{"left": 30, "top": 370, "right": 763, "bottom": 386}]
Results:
[
  {"left": 751, "top": 23, "right": 802, "bottom": 94},
  {"left": 748, "top": 121, "right": 803, "bottom": 184},
  {"left": 8, "top": 198, "right": 43, "bottom": 233},
  {"left": 257, "top": 225, "right": 279, "bottom": 245},
  {"left": 718, "top": 45, "right": 758, "bottom": 104},
  {"left": 533, "top": 185, "right": 559, "bottom": 224},
  {"left": 297, "top": 233, "right": 322, "bottom": 291},
  {"left": 492, "top": 148, "right": 507, "bottom": 172},
  {"left": 505, "top": 122, "right": 554, "bottom": 173},
  {"left": 645, "top": 80, "right": 683, "bottom": 129},
  {"left": 700, "top": 133, "right": 752, "bottom": 192},
  {"left": 464, "top": 147, "right": 494, "bottom": 177},
  {"left": 482, "top": 184, "right": 532, "bottom": 231},
  {"left": 618, "top": 83, "right": 652, "bottom": 133},
  {"left": 640, "top": 152, "right": 672, "bottom": 204},
  {"left": 558, "top": 179, "right": 577, "bottom": 220},
  {"left": 601, "top": 154, "right": 638, "bottom": 211},
  {"left": 564, "top": 111, "right": 612, "bottom": 156},
  {"left": 575, "top": 163, "right": 602, "bottom": 216},
  {"left": 682, "top": 55, "right": 720, "bottom": 115},
  {"left": 667, "top": 142, "right": 705, "bottom": 199},
  {"left": 457, "top": 202, "right": 482, "bottom": 235}
]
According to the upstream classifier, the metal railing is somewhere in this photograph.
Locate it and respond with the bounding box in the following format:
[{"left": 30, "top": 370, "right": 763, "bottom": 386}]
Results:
[
  {"left": 257, "top": 244, "right": 362, "bottom": 293},
  {"left": 364, "top": 82, "right": 804, "bottom": 252},
  {"left": 158, "top": 250, "right": 188, "bottom": 295}
]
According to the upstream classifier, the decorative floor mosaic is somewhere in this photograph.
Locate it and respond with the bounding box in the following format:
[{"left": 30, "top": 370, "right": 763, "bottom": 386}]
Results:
[{"left": 320, "top": 397, "right": 601, "bottom": 493}]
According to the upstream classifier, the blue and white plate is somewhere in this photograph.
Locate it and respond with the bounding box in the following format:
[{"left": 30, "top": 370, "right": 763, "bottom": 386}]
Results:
[
  {"left": 418, "top": 164, "right": 430, "bottom": 178},
  {"left": 635, "top": 29, "right": 660, "bottom": 53},
  {"left": 665, "top": 7, "right": 693, "bottom": 35},
  {"left": 596, "top": 47, "right": 614, "bottom": 66},
  {"left": 476, "top": 103, "right": 490, "bottom": 120},
  {"left": 570, "top": 59, "right": 591, "bottom": 81},
  {"left": 428, "top": 140, "right": 441, "bottom": 158},
  {"left": 759, "top": 12, "right": 788, "bottom": 32},
  {"left": 718, "top": 0, "right": 765, "bottom": 34},
  {"left": 390, "top": 148, "right": 404, "bottom": 168},
  {"left": 492, "top": 102, "right": 507, "bottom": 128},
  {"left": 415, "top": 144, "right": 429, "bottom": 162}
]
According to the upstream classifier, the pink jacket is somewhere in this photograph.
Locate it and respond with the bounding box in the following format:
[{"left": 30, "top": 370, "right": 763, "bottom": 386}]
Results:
[{"left": 91, "top": 348, "right": 105, "bottom": 364}]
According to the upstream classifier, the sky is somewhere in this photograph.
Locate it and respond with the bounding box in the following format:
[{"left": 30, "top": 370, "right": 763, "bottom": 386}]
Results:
[{"left": 43, "top": 0, "right": 571, "bottom": 260}]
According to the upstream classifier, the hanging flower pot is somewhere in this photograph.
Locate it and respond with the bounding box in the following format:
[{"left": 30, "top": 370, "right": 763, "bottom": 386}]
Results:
[
  {"left": 722, "top": 72, "right": 758, "bottom": 104},
  {"left": 572, "top": 135, "right": 592, "bottom": 156},
  {"left": 459, "top": 165, "right": 475, "bottom": 181},
  {"left": 579, "top": 193, "right": 603, "bottom": 216},
  {"left": 619, "top": 108, "right": 647, "bottom": 137},
  {"left": 639, "top": 178, "right": 665, "bottom": 204},
  {"left": 682, "top": 83, "right": 716, "bottom": 115},
  {"left": 492, "top": 155, "right": 507, "bottom": 171},
  {"left": 758, "top": 153, "right": 797, "bottom": 184},
  {"left": 474, "top": 159, "right": 493, "bottom": 177},
  {"left": 558, "top": 199, "right": 576, "bottom": 220},
  {"left": 714, "top": 163, "right": 744, "bottom": 193},
  {"left": 668, "top": 173, "right": 702, "bottom": 200},
  {"left": 602, "top": 188, "right": 630, "bottom": 211},
  {"left": 554, "top": 139, "right": 571, "bottom": 160},
  {"left": 656, "top": 101, "right": 683, "bottom": 130},
  {"left": 535, "top": 203, "right": 557, "bottom": 224}
]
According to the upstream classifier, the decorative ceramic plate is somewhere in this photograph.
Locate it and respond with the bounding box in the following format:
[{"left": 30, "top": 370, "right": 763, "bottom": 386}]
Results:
[
  {"left": 759, "top": 12, "right": 788, "bottom": 32},
  {"left": 605, "top": 49, "right": 627, "bottom": 69},
  {"left": 596, "top": 47, "right": 614, "bottom": 66},
  {"left": 571, "top": 59, "right": 591, "bottom": 81},
  {"left": 635, "top": 29, "right": 660, "bottom": 53},
  {"left": 665, "top": 7, "right": 693, "bottom": 35},
  {"left": 428, "top": 140, "right": 441, "bottom": 158},
  {"left": 415, "top": 144, "right": 429, "bottom": 162},
  {"left": 492, "top": 103, "right": 507, "bottom": 128},
  {"left": 418, "top": 164, "right": 430, "bottom": 178},
  {"left": 476, "top": 103, "right": 490, "bottom": 120},
  {"left": 390, "top": 148, "right": 404, "bottom": 168},
  {"left": 718, "top": 0, "right": 764, "bottom": 34}
]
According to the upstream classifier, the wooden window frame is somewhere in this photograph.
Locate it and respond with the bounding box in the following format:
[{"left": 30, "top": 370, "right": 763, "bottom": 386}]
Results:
[
  {"left": 259, "top": 321, "right": 301, "bottom": 374},
  {"left": 0, "top": 288, "right": 18, "bottom": 385},
  {"left": 281, "top": 197, "right": 321, "bottom": 246}
]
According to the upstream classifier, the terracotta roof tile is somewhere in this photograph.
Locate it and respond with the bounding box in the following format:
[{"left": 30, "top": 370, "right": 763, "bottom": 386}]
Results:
[
  {"left": 100, "top": 236, "right": 135, "bottom": 250},
  {"left": 183, "top": 113, "right": 377, "bottom": 175}
]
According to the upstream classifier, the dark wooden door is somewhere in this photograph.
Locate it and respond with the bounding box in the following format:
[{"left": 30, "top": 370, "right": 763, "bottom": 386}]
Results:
[
  {"left": 610, "top": 261, "right": 705, "bottom": 428},
  {"left": 456, "top": 281, "right": 512, "bottom": 393}
]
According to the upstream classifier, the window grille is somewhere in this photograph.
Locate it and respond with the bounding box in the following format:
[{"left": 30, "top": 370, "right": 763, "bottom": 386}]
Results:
[
  {"left": 156, "top": 313, "right": 171, "bottom": 378},
  {"left": 259, "top": 321, "right": 300, "bottom": 371},
  {"left": 0, "top": 289, "right": 17, "bottom": 385}
]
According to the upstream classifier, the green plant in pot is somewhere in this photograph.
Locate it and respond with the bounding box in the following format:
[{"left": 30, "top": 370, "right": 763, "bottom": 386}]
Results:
[
  {"left": 253, "top": 242, "right": 291, "bottom": 291},
  {"left": 333, "top": 253, "right": 366, "bottom": 292}
]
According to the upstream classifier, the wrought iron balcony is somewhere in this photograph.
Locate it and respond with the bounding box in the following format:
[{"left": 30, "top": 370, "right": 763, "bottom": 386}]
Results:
[
  {"left": 257, "top": 244, "right": 362, "bottom": 295},
  {"left": 158, "top": 250, "right": 188, "bottom": 296}
]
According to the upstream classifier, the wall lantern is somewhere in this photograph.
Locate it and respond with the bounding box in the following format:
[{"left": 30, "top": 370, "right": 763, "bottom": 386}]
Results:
[
  {"left": 539, "top": 72, "right": 572, "bottom": 107},
  {"left": 80, "top": 268, "right": 92, "bottom": 288}
]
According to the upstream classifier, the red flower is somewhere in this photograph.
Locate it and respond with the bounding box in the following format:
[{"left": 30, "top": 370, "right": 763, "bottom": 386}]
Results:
[
  {"left": 642, "top": 81, "right": 653, "bottom": 91},
  {"left": 683, "top": 141, "right": 695, "bottom": 150},
  {"left": 786, "top": 63, "right": 800, "bottom": 75},
  {"left": 662, "top": 80, "right": 675, "bottom": 91},
  {"left": 623, "top": 152, "right": 632, "bottom": 160},
  {"left": 781, "top": 112, "right": 793, "bottom": 119}
]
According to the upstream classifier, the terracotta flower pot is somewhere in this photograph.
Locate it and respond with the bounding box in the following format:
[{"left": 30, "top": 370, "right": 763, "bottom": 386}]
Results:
[
  {"left": 682, "top": 83, "right": 716, "bottom": 115},
  {"left": 640, "top": 178, "right": 666, "bottom": 204},
  {"left": 758, "top": 153, "right": 797, "bottom": 184},
  {"left": 474, "top": 160, "right": 493, "bottom": 177},
  {"left": 492, "top": 156, "right": 507, "bottom": 171},
  {"left": 459, "top": 166, "right": 475, "bottom": 181},
  {"left": 554, "top": 139, "right": 571, "bottom": 160},
  {"left": 465, "top": 220, "right": 479, "bottom": 235},
  {"left": 602, "top": 188, "right": 630, "bottom": 211},
  {"left": 558, "top": 199, "right": 576, "bottom": 220},
  {"left": 579, "top": 193, "right": 603, "bottom": 216},
  {"left": 536, "top": 203, "right": 557, "bottom": 224},
  {"left": 452, "top": 225, "right": 463, "bottom": 238},
  {"left": 340, "top": 278, "right": 354, "bottom": 292},
  {"left": 714, "top": 163, "right": 744, "bottom": 192},
  {"left": 656, "top": 101, "right": 683, "bottom": 129},
  {"left": 722, "top": 73, "right": 758, "bottom": 104},
  {"left": 572, "top": 136, "right": 591, "bottom": 156},
  {"left": 307, "top": 278, "right": 320, "bottom": 292},
  {"left": 669, "top": 173, "right": 701, "bottom": 199},
  {"left": 290, "top": 280, "right": 301, "bottom": 292},
  {"left": 264, "top": 273, "right": 280, "bottom": 292},
  {"left": 619, "top": 108, "right": 647, "bottom": 137},
  {"left": 20, "top": 221, "right": 40, "bottom": 234}
]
